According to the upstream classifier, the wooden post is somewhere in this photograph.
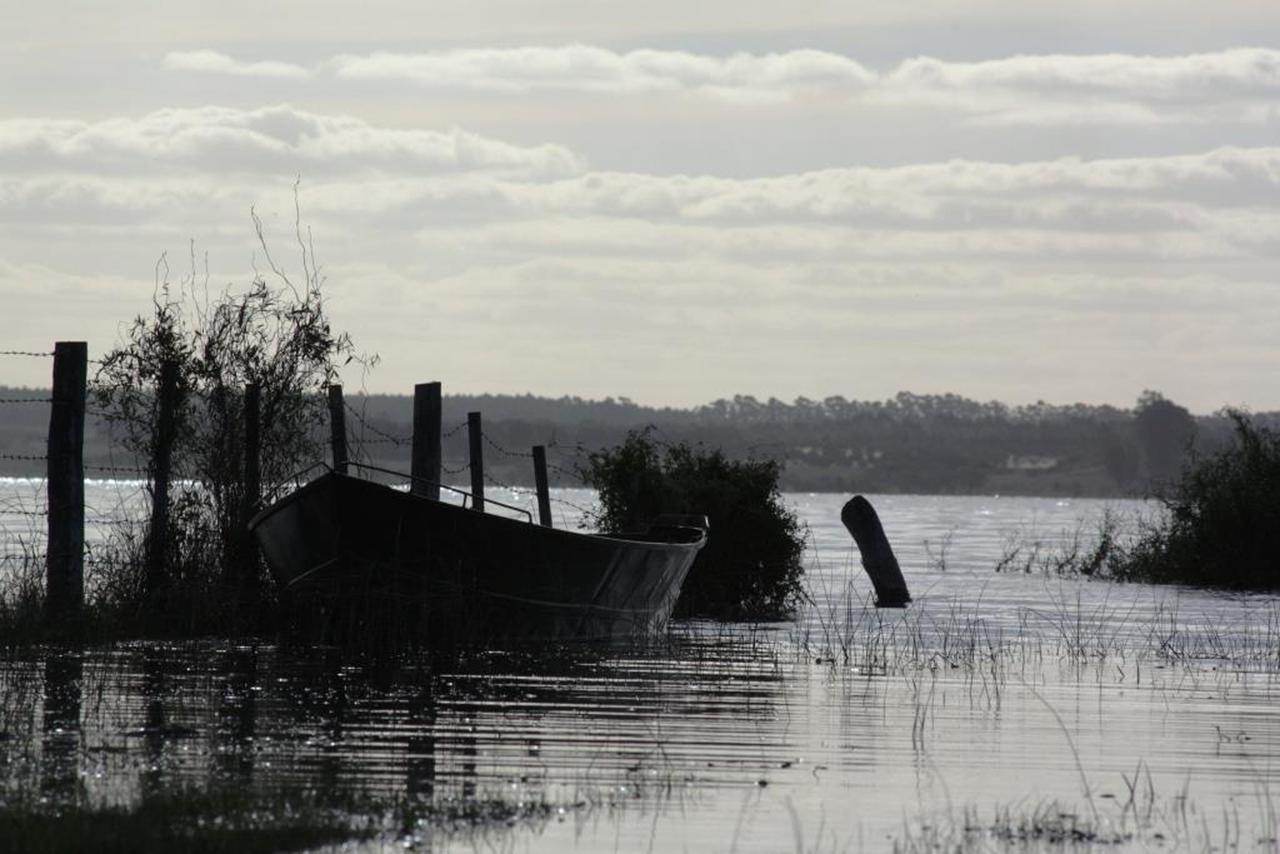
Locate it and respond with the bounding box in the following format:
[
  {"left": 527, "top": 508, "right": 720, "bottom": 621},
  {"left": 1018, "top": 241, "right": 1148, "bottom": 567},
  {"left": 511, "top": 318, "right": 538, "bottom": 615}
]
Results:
[
  {"left": 327, "top": 385, "right": 347, "bottom": 474},
  {"left": 412, "top": 382, "right": 441, "bottom": 499},
  {"left": 243, "top": 383, "right": 261, "bottom": 515},
  {"left": 146, "top": 359, "right": 180, "bottom": 604},
  {"left": 840, "top": 496, "right": 911, "bottom": 607},
  {"left": 467, "top": 411, "right": 484, "bottom": 512},
  {"left": 240, "top": 383, "right": 262, "bottom": 613},
  {"left": 45, "top": 341, "right": 86, "bottom": 625},
  {"left": 532, "top": 445, "right": 552, "bottom": 527}
]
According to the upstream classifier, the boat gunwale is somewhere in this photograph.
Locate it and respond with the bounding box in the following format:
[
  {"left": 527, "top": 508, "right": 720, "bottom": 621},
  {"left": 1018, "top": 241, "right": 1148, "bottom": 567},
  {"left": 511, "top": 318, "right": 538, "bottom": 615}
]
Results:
[{"left": 248, "top": 469, "right": 707, "bottom": 553}]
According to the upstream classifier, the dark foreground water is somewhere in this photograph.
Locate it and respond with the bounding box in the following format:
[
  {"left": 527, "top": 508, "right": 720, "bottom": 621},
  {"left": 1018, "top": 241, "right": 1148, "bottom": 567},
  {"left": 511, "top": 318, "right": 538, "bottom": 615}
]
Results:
[{"left": 3, "top": 484, "right": 1280, "bottom": 851}]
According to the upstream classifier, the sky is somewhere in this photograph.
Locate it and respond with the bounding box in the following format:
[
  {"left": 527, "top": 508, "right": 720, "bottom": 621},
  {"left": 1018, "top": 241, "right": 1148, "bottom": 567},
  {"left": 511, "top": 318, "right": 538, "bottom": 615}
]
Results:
[{"left": 2, "top": 1, "right": 1278, "bottom": 412}]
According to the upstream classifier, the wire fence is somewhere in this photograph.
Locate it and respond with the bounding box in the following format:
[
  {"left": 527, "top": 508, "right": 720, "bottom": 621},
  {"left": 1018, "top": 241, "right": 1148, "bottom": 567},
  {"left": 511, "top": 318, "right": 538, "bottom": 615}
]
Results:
[
  {"left": 2, "top": 346, "right": 608, "bottom": 586},
  {"left": 0, "top": 346, "right": 157, "bottom": 570},
  {"left": 0, "top": 350, "right": 54, "bottom": 359}
]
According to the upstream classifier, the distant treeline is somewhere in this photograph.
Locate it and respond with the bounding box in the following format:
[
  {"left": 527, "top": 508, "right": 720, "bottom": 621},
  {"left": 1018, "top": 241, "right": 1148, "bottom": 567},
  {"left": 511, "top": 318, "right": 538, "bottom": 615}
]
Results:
[{"left": 1, "top": 386, "right": 1272, "bottom": 497}]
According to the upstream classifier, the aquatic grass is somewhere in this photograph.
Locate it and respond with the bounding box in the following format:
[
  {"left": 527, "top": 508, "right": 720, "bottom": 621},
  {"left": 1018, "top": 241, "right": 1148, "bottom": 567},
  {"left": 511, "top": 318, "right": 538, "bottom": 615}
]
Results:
[
  {"left": 0, "top": 546, "right": 46, "bottom": 642},
  {"left": 0, "top": 783, "right": 562, "bottom": 853},
  {"left": 993, "top": 509, "right": 1130, "bottom": 578},
  {"left": 890, "top": 767, "right": 1280, "bottom": 852}
]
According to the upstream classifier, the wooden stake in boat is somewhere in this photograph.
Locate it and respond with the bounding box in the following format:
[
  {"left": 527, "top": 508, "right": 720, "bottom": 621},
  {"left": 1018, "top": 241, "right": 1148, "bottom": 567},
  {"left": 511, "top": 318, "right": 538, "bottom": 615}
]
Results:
[
  {"left": 327, "top": 385, "right": 348, "bottom": 475},
  {"left": 467, "top": 411, "right": 485, "bottom": 512},
  {"left": 841, "top": 496, "right": 911, "bottom": 608},
  {"left": 532, "top": 445, "right": 552, "bottom": 527},
  {"left": 412, "top": 382, "right": 442, "bottom": 500}
]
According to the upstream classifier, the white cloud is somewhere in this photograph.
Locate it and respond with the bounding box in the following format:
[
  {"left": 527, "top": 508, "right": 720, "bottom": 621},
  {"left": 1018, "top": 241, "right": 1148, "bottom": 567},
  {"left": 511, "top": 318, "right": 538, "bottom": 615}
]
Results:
[
  {"left": 154, "top": 45, "right": 1280, "bottom": 124},
  {"left": 298, "top": 146, "right": 1280, "bottom": 228},
  {"left": 331, "top": 45, "right": 875, "bottom": 102},
  {"left": 164, "top": 49, "right": 311, "bottom": 79},
  {"left": 0, "top": 106, "right": 585, "bottom": 178},
  {"left": 3, "top": 134, "right": 1278, "bottom": 268},
  {"left": 886, "top": 48, "right": 1280, "bottom": 103}
]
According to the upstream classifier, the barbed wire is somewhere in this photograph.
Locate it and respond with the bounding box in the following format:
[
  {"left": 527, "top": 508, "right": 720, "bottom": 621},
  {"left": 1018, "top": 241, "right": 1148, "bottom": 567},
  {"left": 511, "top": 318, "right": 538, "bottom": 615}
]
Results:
[
  {"left": 482, "top": 472, "right": 533, "bottom": 495},
  {"left": 477, "top": 472, "right": 597, "bottom": 518},
  {"left": 343, "top": 401, "right": 412, "bottom": 446},
  {"left": 481, "top": 432, "right": 533, "bottom": 459},
  {"left": 0, "top": 454, "right": 47, "bottom": 463},
  {"left": 545, "top": 461, "right": 581, "bottom": 481},
  {"left": 441, "top": 460, "right": 469, "bottom": 475},
  {"left": 0, "top": 350, "right": 53, "bottom": 359},
  {"left": 85, "top": 464, "right": 148, "bottom": 475},
  {"left": 0, "top": 397, "right": 52, "bottom": 405},
  {"left": 443, "top": 420, "right": 467, "bottom": 439},
  {"left": 551, "top": 494, "right": 597, "bottom": 517}
]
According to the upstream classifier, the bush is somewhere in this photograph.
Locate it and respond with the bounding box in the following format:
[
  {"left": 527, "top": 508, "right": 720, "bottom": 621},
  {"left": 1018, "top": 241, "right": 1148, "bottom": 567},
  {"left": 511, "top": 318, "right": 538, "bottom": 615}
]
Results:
[
  {"left": 1111, "top": 411, "right": 1280, "bottom": 589},
  {"left": 91, "top": 207, "right": 360, "bottom": 634},
  {"left": 581, "top": 429, "right": 806, "bottom": 620}
]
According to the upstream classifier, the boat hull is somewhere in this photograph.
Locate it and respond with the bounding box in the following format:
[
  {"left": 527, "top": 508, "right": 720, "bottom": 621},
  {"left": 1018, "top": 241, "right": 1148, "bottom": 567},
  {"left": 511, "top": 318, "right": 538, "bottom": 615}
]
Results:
[{"left": 249, "top": 472, "right": 705, "bottom": 645}]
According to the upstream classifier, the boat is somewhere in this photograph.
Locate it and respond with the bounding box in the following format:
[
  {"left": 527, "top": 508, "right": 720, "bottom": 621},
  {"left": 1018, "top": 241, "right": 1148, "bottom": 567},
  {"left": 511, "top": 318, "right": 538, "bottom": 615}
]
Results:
[{"left": 248, "top": 464, "right": 709, "bottom": 645}]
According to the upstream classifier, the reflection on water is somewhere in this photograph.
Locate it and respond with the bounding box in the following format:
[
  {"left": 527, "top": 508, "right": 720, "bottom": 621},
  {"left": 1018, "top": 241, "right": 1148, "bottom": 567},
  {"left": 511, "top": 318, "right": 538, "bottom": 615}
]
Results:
[{"left": 1, "top": 488, "right": 1280, "bottom": 850}]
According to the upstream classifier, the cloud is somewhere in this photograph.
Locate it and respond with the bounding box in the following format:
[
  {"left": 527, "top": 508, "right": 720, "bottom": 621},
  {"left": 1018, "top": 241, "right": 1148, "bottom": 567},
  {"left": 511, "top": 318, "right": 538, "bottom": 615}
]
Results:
[
  {"left": 164, "top": 49, "right": 311, "bottom": 79},
  {"left": 3, "top": 134, "right": 1278, "bottom": 268},
  {"left": 331, "top": 45, "right": 875, "bottom": 102},
  {"left": 295, "top": 145, "right": 1280, "bottom": 228},
  {"left": 886, "top": 48, "right": 1280, "bottom": 103},
  {"left": 0, "top": 106, "right": 585, "bottom": 178},
  {"left": 155, "top": 45, "right": 1280, "bottom": 124}
]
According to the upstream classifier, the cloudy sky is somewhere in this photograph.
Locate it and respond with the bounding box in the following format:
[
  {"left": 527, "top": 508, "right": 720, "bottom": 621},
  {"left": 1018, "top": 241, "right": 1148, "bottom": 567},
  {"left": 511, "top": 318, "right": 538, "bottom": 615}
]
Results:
[{"left": 3, "top": 2, "right": 1278, "bottom": 412}]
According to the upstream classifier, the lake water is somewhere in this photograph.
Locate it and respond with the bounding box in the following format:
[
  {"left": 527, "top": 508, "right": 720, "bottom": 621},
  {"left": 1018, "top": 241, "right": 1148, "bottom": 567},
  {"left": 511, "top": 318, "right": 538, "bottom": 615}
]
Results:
[{"left": 3, "top": 480, "right": 1279, "bottom": 851}]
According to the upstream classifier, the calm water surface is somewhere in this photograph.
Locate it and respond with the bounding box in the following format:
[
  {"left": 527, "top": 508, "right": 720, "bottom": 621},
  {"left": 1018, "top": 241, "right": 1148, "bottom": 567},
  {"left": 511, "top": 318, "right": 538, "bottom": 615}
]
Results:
[{"left": 3, "top": 481, "right": 1279, "bottom": 851}]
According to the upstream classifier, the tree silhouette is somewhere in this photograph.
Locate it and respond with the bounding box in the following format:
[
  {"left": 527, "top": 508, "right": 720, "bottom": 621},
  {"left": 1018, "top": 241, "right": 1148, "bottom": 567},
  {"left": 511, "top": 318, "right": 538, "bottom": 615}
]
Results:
[{"left": 1134, "top": 390, "right": 1196, "bottom": 484}]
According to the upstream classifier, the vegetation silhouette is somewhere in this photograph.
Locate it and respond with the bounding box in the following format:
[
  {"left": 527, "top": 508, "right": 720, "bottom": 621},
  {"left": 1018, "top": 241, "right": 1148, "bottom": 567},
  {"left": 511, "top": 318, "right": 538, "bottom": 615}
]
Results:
[
  {"left": 580, "top": 429, "right": 806, "bottom": 620},
  {"left": 1112, "top": 411, "right": 1280, "bottom": 590},
  {"left": 90, "top": 212, "right": 360, "bottom": 636}
]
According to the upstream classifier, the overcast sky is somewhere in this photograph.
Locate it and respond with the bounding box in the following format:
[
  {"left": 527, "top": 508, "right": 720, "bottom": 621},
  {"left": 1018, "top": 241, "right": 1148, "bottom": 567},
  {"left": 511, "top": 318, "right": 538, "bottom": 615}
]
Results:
[{"left": 3, "top": 2, "right": 1278, "bottom": 412}]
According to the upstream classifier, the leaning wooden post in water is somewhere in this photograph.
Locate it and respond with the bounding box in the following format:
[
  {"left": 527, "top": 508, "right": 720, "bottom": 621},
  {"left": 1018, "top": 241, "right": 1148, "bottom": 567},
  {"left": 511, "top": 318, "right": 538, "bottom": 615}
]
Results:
[
  {"left": 45, "top": 341, "right": 87, "bottom": 625},
  {"left": 841, "top": 495, "right": 911, "bottom": 608},
  {"left": 532, "top": 445, "right": 553, "bottom": 527},
  {"left": 327, "top": 384, "right": 347, "bottom": 474},
  {"left": 412, "top": 382, "right": 441, "bottom": 499},
  {"left": 467, "top": 411, "right": 485, "bottom": 512},
  {"left": 145, "top": 358, "right": 180, "bottom": 607}
]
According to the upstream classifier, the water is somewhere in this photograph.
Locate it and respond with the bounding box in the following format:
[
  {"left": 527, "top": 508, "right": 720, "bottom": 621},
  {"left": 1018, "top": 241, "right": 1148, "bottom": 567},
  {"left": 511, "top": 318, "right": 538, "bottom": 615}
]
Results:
[{"left": 3, "top": 481, "right": 1280, "bottom": 850}]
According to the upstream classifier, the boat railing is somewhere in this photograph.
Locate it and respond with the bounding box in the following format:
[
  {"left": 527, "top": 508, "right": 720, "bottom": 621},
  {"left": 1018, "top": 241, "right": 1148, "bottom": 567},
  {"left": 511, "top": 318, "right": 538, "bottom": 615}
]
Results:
[{"left": 344, "top": 462, "right": 536, "bottom": 524}]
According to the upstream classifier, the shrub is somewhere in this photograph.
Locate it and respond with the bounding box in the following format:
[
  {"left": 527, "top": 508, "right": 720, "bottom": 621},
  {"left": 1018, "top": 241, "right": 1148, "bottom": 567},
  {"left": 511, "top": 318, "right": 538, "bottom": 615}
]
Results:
[
  {"left": 1111, "top": 411, "right": 1280, "bottom": 589},
  {"left": 91, "top": 207, "right": 360, "bottom": 633},
  {"left": 581, "top": 429, "right": 806, "bottom": 620}
]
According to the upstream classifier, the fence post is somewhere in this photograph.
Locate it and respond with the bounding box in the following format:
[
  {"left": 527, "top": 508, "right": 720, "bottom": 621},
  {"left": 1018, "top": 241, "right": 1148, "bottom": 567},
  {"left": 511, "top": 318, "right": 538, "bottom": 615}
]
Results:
[
  {"left": 467, "top": 411, "right": 484, "bottom": 512},
  {"left": 145, "top": 359, "right": 180, "bottom": 605},
  {"left": 532, "top": 445, "right": 552, "bottom": 527},
  {"left": 45, "top": 341, "right": 86, "bottom": 625},
  {"left": 237, "top": 383, "right": 262, "bottom": 618},
  {"left": 243, "top": 384, "right": 261, "bottom": 515},
  {"left": 327, "top": 385, "right": 347, "bottom": 474},
  {"left": 412, "top": 382, "right": 441, "bottom": 499}
]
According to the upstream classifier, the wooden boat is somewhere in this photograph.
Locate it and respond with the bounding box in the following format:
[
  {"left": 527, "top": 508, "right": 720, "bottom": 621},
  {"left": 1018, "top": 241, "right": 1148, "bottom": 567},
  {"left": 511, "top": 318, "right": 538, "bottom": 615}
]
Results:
[{"left": 248, "top": 465, "right": 708, "bottom": 645}]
